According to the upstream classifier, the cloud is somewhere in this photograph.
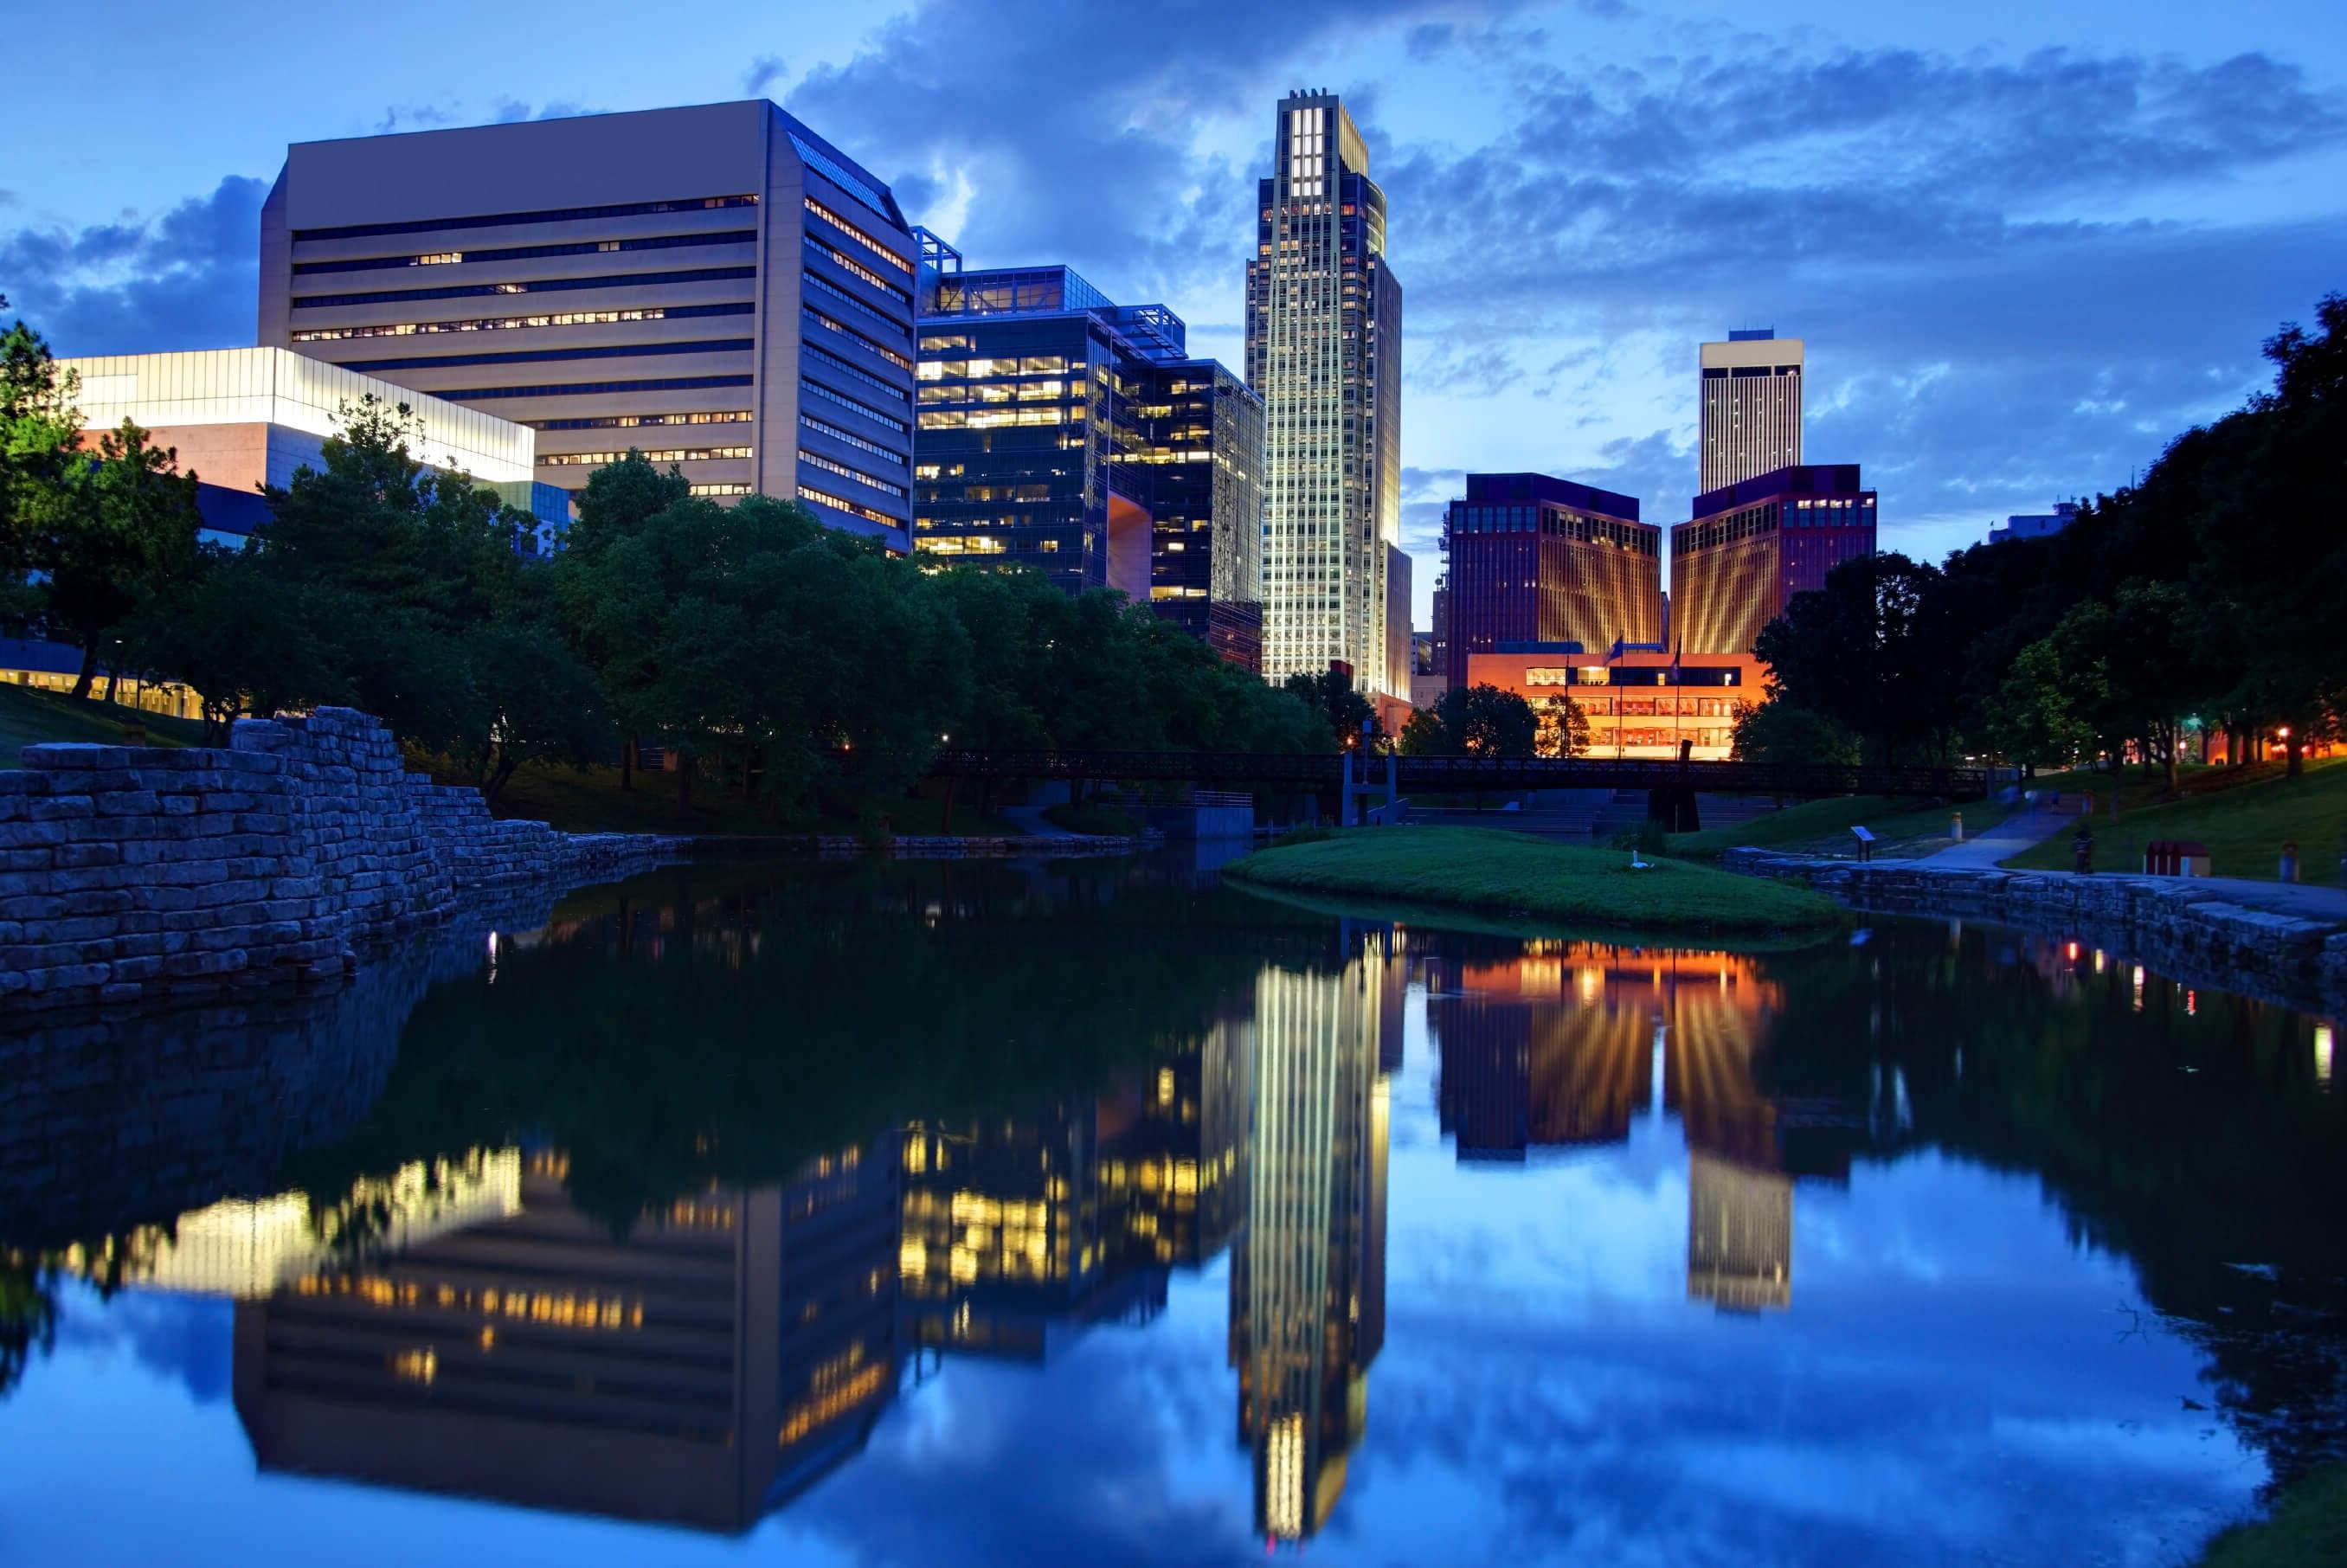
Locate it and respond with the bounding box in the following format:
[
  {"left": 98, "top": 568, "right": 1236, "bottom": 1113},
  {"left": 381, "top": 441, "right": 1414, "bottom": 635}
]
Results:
[
  {"left": 745, "top": 55, "right": 787, "bottom": 96},
  {"left": 372, "top": 103, "right": 458, "bottom": 135},
  {"left": 0, "top": 176, "right": 266, "bottom": 356},
  {"left": 490, "top": 99, "right": 594, "bottom": 125}
]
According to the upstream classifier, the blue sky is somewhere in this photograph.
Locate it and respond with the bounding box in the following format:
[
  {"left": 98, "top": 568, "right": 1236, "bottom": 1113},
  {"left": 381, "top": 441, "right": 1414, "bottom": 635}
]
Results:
[{"left": 6, "top": 0, "right": 2343, "bottom": 625}]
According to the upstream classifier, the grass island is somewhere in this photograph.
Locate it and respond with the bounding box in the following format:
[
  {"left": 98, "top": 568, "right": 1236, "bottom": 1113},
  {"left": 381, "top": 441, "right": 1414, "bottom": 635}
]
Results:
[{"left": 1225, "top": 826, "right": 1845, "bottom": 935}]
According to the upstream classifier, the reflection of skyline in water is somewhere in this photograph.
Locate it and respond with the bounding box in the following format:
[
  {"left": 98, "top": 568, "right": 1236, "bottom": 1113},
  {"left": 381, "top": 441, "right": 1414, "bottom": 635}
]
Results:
[
  {"left": 1430, "top": 945, "right": 1798, "bottom": 1311},
  {"left": 6, "top": 865, "right": 2342, "bottom": 1564}
]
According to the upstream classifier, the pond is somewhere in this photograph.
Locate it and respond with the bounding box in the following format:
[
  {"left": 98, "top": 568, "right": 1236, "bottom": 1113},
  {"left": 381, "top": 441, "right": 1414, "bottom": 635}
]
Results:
[{"left": 2, "top": 855, "right": 2341, "bottom": 1566}]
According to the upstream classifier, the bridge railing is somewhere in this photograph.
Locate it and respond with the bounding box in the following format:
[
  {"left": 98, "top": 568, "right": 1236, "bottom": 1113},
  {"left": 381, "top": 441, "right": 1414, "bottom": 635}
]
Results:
[{"left": 924, "top": 749, "right": 1989, "bottom": 800}]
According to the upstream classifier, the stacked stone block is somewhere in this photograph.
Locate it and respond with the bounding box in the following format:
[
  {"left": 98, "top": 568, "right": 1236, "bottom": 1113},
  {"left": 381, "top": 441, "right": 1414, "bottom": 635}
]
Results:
[{"left": 0, "top": 708, "right": 682, "bottom": 1012}]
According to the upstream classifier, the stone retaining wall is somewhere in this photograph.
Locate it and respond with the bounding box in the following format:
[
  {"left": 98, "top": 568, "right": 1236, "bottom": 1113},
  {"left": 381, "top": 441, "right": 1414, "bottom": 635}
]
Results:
[
  {"left": 0, "top": 708, "right": 683, "bottom": 1012},
  {"left": 1723, "top": 847, "right": 2347, "bottom": 1014}
]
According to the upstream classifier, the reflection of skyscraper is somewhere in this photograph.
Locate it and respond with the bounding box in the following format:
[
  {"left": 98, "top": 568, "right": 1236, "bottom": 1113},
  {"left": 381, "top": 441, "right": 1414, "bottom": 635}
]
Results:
[
  {"left": 1687, "top": 1152, "right": 1792, "bottom": 1312},
  {"left": 1429, "top": 943, "right": 1797, "bottom": 1311},
  {"left": 1231, "top": 951, "right": 1391, "bottom": 1542},
  {"left": 230, "top": 1142, "right": 901, "bottom": 1533}
]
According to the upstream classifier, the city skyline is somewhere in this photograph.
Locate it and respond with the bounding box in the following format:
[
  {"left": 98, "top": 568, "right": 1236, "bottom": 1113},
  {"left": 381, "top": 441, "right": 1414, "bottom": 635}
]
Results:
[{"left": 7, "top": 3, "right": 2337, "bottom": 632}]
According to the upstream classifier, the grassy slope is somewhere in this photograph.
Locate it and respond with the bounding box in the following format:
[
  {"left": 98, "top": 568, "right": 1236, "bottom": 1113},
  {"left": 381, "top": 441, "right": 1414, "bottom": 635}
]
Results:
[
  {"left": 460, "top": 759, "right": 1024, "bottom": 839},
  {"left": 0, "top": 683, "right": 207, "bottom": 757},
  {"left": 1226, "top": 826, "right": 1842, "bottom": 935},
  {"left": 2196, "top": 1467, "right": 2347, "bottom": 1568},
  {"left": 2002, "top": 759, "right": 2347, "bottom": 884}
]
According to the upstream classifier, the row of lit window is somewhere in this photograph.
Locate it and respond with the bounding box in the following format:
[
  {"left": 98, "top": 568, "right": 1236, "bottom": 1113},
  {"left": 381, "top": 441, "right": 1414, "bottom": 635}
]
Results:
[
  {"left": 803, "top": 303, "right": 913, "bottom": 371},
  {"left": 528, "top": 409, "right": 750, "bottom": 431},
  {"left": 804, "top": 346, "right": 908, "bottom": 404},
  {"left": 801, "top": 375, "right": 907, "bottom": 433},
  {"left": 916, "top": 381, "right": 1071, "bottom": 405},
  {"left": 691, "top": 482, "right": 752, "bottom": 496},
  {"left": 800, "top": 484, "right": 898, "bottom": 527},
  {"left": 916, "top": 354, "right": 1075, "bottom": 379},
  {"left": 800, "top": 447, "right": 906, "bottom": 498},
  {"left": 542, "top": 446, "right": 750, "bottom": 466},
  {"left": 293, "top": 193, "right": 756, "bottom": 245},
  {"left": 293, "top": 228, "right": 755, "bottom": 277},
  {"left": 805, "top": 235, "right": 911, "bottom": 306},
  {"left": 452, "top": 372, "right": 752, "bottom": 402},
  {"left": 292, "top": 302, "right": 749, "bottom": 343},
  {"left": 803, "top": 196, "right": 912, "bottom": 273},
  {"left": 801, "top": 413, "right": 904, "bottom": 465},
  {"left": 917, "top": 406, "right": 1083, "bottom": 430},
  {"left": 802, "top": 268, "right": 910, "bottom": 338},
  {"left": 290, "top": 263, "right": 756, "bottom": 312},
  {"left": 344, "top": 337, "right": 751, "bottom": 374}
]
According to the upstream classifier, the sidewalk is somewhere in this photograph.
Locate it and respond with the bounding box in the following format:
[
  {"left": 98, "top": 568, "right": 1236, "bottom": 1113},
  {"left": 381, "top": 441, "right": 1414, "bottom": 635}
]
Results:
[
  {"left": 1917, "top": 800, "right": 2081, "bottom": 869},
  {"left": 2066, "top": 870, "right": 2347, "bottom": 923}
]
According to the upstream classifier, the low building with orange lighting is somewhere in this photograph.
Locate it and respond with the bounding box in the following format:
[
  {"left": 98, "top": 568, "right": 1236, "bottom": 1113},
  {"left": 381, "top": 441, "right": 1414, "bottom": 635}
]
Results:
[{"left": 1461, "top": 646, "right": 1766, "bottom": 760}]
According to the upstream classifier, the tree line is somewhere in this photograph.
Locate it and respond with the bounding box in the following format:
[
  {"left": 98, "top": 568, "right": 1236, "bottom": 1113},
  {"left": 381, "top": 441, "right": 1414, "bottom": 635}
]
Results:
[
  {"left": 0, "top": 306, "right": 1334, "bottom": 820},
  {"left": 1739, "top": 292, "right": 2345, "bottom": 787}
]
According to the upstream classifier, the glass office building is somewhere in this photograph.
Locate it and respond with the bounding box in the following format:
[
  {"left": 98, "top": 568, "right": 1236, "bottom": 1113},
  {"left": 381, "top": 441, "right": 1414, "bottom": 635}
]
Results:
[
  {"left": 258, "top": 101, "right": 918, "bottom": 548},
  {"left": 1669, "top": 464, "right": 1876, "bottom": 656},
  {"left": 1248, "top": 92, "right": 1405, "bottom": 694},
  {"left": 915, "top": 257, "right": 1264, "bottom": 669},
  {"left": 1440, "top": 473, "right": 1661, "bottom": 691}
]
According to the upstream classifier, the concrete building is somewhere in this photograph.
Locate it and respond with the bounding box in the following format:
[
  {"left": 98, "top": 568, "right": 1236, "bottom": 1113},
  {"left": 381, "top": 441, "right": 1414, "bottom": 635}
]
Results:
[
  {"left": 1460, "top": 648, "right": 1765, "bottom": 760},
  {"left": 258, "top": 100, "right": 917, "bottom": 548},
  {"left": 1249, "top": 92, "right": 1405, "bottom": 695},
  {"left": 1669, "top": 464, "right": 1875, "bottom": 656},
  {"left": 913, "top": 255, "right": 1264, "bottom": 668},
  {"left": 8, "top": 348, "right": 561, "bottom": 717},
  {"left": 1439, "top": 473, "right": 1662, "bottom": 693},
  {"left": 1383, "top": 545, "right": 1413, "bottom": 698},
  {"left": 1699, "top": 330, "right": 1804, "bottom": 494},
  {"left": 1989, "top": 499, "right": 2080, "bottom": 544}
]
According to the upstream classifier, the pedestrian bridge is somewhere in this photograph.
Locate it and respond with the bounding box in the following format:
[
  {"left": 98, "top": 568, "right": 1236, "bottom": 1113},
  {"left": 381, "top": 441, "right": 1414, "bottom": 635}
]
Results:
[{"left": 926, "top": 749, "right": 1989, "bottom": 800}]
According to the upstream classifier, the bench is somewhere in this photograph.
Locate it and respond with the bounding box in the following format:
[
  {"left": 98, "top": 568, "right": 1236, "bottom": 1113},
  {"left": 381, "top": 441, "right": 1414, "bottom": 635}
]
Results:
[{"left": 2141, "top": 839, "right": 2211, "bottom": 877}]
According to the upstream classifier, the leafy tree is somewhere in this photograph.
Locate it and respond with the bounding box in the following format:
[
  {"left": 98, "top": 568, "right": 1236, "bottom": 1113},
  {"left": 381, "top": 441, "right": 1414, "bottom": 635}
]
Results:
[
  {"left": 1731, "top": 697, "right": 1860, "bottom": 768},
  {"left": 0, "top": 307, "right": 80, "bottom": 628},
  {"left": 1283, "top": 668, "right": 1373, "bottom": 750},
  {"left": 119, "top": 543, "right": 329, "bottom": 742},
  {"left": 1436, "top": 684, "right": 1538, "bottom": 757},
  {"left": 38, "top": 421, "right": 202, "bottom": 698},
  {"left": 1980, "top": 639, "right": 2093, "bottom": 773},
  {"left": 1531, "top": 692, "right": 1591, "bottom": 758},
  {"left": 1756, "top": 553, "right": 1964, "bottom": 766},
  {"left": 1399, "top": 704, "right": 1450, "bottom": 756}
]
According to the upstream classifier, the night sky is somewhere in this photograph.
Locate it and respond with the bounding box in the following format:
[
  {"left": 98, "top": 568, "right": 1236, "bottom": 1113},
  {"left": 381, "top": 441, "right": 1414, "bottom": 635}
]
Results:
[{"left": 8, "top": 0, "right": 2342, "bottom": 623}]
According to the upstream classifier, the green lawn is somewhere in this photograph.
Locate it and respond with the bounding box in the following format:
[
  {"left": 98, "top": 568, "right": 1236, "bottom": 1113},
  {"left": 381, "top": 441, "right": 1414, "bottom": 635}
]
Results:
[
  {"left": 2002, "top": 759, "right": 2347, "bottom": 884},
  {"left": 1225, "top": 826, "right": 1843, "bottom": 935},
  {"left": 0, "top": 682, "right": 208, "bottom": 758},
  {"left": 457, "top": 759, "right": 1024, "bottom": 839},
  {"left": 2196, "top": 1466, "right": 2347, "bottom": 1567}
]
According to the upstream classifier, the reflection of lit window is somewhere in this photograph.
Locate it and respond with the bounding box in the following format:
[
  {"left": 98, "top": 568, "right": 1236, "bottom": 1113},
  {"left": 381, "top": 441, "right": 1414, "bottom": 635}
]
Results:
[{"left": 390, "top": 1348, "right": 436, "bottom": 1384}]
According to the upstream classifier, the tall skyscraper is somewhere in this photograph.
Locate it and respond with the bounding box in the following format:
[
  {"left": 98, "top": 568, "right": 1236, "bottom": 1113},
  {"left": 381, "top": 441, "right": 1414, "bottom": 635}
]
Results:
[
  {"left": 1699, "top": 330, "right": 1804, "bottom": 494},
  {"left": 1248, "top": 92, "right": 1404, "bottom": 694},
  {"left": 1439, "top": 472, "right": 1662, "bottom": 691},
  {"left": 258, "top": 101, "right": 918, "bottom": 548},
  {"left": 1670, "top": 463, "right": 1876, "bottom": 655},
  {"left": 914, "top": 256, "right": 1264, "bottom": 668}
]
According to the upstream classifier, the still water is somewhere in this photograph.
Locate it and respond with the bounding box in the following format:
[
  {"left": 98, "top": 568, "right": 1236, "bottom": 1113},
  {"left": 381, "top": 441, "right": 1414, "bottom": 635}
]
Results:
[{"left": 3, "top": 857, "right": 2341, "bottom": 1566}]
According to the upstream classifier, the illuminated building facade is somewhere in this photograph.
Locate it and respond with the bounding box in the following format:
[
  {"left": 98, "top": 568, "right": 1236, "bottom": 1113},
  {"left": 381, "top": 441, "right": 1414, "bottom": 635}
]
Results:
[
  {"left": 1440, "top": 473, "right": 1662, "bottom": 691},
  {"left": 230, "top": 1142, "right": 902, "bottom": 1533},
  {"left": 1249, "top": 91, "right": 1405, "bottom": 694},
  {"left": 915, "top": 257, "right": 1265, "bottom": 668},
  {"left": 1230, "top": 944, "right": 1394, "bottom": 1542},
  {"left": 1669, "top": 465, "right": 1876, "bottom": 656},
  {"left": 258, "top": 100, "right": 919, "bottom": 546},
  {"left": 1459, "top": 649, "right": 1766, "bottom": 761},
  {"left": 1699, "top": 330, "right": 1804, "bottom": 493},
  {"left": 1424, "top": 943, "right": 1796, "bottom": 1311}
]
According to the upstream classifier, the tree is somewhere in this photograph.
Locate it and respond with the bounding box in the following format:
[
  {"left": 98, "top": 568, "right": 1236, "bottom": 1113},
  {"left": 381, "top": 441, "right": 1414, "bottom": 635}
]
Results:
[
  {"left": 1756, "top": 553, "right": 1964, "bottom": 766},
  {"left": 1399, "top": 704, "right": 1450, "bottom": 756},
  {"left": 119, "top": 543, "right": 330, "bottom": 742},
  {"left": 1532, "top": 693, "right": 1591, "bottom": 758},
  {"left": 38, "top": 421, "right": 201, "bottom": 698},
  {"left": 1437, "top": 684, "right": 1538, "bottom": 757},
  {"left": 1980, "top": 639, "right": 2093, "bottom": 774},
  {"left": 1732, "top": 697, "right": 1860, "bottom": 768},
  {"left": 1283, "top": 668, "right": 1374, "bottom": 750},
  {"left": 0, "top": 307, "right": 80, "bottom": 629}
]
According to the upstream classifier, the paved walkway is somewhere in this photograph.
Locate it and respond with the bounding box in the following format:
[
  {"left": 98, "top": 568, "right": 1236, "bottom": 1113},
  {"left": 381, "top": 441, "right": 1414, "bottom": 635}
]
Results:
[
  {"left": 1908, "top": 803, "right": 2347, "bottom": 923},
  {"left": 1915, "top": 800, "right": 2081, "bottom": 869}
]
